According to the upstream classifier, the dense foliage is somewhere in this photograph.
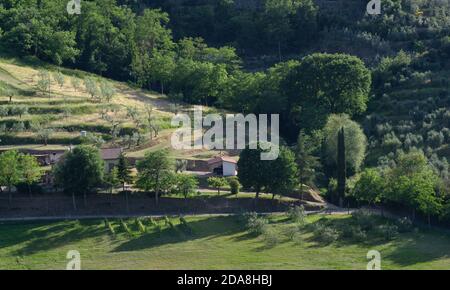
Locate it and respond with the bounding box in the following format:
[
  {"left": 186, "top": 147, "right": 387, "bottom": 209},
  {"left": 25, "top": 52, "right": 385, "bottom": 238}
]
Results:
[{"left": 1, "top": 0, "right": 450, "bottom": 225}]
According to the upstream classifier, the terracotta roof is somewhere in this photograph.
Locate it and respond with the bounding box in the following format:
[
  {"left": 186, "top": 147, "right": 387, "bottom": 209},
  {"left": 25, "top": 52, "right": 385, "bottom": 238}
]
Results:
[
  {"left": 101, "top": 148, "right": 122, "bottom": 160},
  {"left": 207, "top": 156, "right": 238, "bottom": 165}
]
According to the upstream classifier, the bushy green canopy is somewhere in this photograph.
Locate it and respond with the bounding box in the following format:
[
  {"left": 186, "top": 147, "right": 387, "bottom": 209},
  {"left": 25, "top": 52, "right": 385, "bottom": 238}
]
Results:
[
  {"left": 323, "top": 114, "right": 367, "bottom": 173},
  {"left": 53, "top": 145, "right": 104, "bottom": 195}
]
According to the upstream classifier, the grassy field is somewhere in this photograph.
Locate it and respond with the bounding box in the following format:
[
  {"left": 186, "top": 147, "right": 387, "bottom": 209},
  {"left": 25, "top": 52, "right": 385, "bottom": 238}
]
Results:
[{"left": 1, "top": 214, "right": 450, "bottom": 270}]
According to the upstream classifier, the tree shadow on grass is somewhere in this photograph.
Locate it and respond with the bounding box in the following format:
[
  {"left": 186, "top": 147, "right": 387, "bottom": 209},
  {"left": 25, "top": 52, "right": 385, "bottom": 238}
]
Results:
[
  {"left": 382, "top": 231, "right": 450, "bottom": 267},
  {"left": 0, "top": 220, "right": 106, "bottom": 256},
  {"left": 113, "top": 216, "right": 246, "bottom": 253},
  {"left": 299, "top": 215, "right": 450, "bottom": 267}
]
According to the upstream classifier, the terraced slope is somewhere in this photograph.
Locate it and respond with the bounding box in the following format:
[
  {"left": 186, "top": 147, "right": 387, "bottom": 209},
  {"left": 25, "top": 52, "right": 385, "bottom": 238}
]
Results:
[{"left": 0, "top": 58, "right": 227, "bottom": 161}]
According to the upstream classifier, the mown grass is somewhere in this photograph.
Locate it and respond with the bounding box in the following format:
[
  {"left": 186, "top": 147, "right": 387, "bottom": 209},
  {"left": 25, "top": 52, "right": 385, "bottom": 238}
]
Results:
[{"left": 1, "top": 214, "right": 450, "bottom": 270}]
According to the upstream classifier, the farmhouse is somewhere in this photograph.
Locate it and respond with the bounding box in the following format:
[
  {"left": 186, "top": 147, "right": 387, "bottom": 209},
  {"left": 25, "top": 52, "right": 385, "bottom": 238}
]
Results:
[
  {"left": 101, "top": 148, "right": 123, "bottom": 172},
  {"left": 0, "top": 148, "right": 69, "bottom": 166},
  {"left": 0, "top": 146, "right": 123, "bottom": 172},
  {"left": 207, "top": 156, "right": 238, "bottom": 177}
]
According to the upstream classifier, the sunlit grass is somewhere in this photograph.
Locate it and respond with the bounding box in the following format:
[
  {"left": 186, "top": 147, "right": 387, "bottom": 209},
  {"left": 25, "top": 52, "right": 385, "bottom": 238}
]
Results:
[{"left": 1, "top": 214, "right": 450, "bottom": 270}]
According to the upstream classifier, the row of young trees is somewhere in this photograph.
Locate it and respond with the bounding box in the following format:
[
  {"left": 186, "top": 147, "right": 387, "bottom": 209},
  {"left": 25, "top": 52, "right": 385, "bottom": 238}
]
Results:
[{"left": 35, "top": 70, "right": 116, "bottom": 103}]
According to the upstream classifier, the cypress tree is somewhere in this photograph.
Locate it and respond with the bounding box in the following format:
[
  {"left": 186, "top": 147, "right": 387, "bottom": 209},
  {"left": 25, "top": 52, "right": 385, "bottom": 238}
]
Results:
[
  {"left": 337, "top": 127, "right": 346, "bottom": 204},
  {"left": 117, "top": 153, "right": 132, "bottom": 192}
]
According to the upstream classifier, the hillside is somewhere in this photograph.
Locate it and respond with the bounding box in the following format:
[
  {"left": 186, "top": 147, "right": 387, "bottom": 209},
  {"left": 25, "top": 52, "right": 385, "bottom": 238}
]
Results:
[
  {"left": 363, "top": 53, "right": 450, "bottom": 174},
  {"left": 0, "top": 57, "right": 228, "bottom": 161}
]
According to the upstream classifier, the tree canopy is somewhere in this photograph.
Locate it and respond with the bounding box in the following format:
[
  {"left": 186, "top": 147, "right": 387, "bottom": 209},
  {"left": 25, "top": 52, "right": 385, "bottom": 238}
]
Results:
[{"left": 284, "top": 53, "right": 371, "bottom": 132}]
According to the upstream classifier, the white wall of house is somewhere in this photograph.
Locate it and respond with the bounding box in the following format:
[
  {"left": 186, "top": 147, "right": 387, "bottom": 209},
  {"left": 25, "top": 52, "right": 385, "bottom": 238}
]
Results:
[{"left": 223, "top": 161, "right": 237, "bottom": 176}]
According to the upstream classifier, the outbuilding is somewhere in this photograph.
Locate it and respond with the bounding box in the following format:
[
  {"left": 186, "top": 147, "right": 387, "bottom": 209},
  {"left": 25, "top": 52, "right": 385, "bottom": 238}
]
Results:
[{"left": 207, "top": 156, "right": 238, "bottom": 177}]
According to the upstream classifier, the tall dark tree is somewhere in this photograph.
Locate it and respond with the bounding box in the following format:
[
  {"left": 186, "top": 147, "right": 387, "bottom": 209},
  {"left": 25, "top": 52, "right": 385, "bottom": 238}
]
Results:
[
  {"left": 117, "top": 153, "right": 133, "bottom": 211},
  {"left": 117, "top": 153, "right": 132, "bottom": 192},
  {"left": 337, "top": 127, "right": 346, "bottom": 206},
  {"left": 237, "top": 146, "right": 272, "bottom": 199}
]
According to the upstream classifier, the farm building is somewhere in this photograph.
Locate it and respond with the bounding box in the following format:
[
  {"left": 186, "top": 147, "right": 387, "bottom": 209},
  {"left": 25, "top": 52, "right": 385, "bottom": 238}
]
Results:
[
  {"left": 207, "top": 156, "right": 238, "bottom": 177},
  {"left": 0, "top": 146, "right": 123, "bottom": 172},
  {"left": 101, "top": 148, "right": 123, "bottom": 172}
]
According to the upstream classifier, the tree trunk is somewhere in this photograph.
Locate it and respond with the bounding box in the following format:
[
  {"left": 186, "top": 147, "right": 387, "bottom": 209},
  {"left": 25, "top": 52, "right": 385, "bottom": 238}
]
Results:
[
  {"left": 161, "top": 81, "right": 164, "bottom": 95},
  {"left": 278, "top": 41, "right": 282, "bottom": 62},
  {"left": 155, "top": 175, "right": 160, "bottom": 205},
  {"left": 8, "top": 186, "right": 12, "bottom": 205},
  {"left": 428, "top": 214, "right": 431, "bottom": 228},
  {"left": 110, "top": 188, "right": 113, "bottom": 207},
  {"left": 125, "top": 191, "right": 129, "bottom": 213},
  {"left": 83, "top": 191, "right": 87, "bottom": 207},
  {"left": 28, "top": 184, "right": 33, "bottom": 199},
  {"left": 72, "top": 193, "right": 77, "bottom": 211},
  {"left": 300, "top": 178, "right": 304, "bottom": 201},
  {"left": 337, "top": 128, "right": 346, "bottom": 203}
]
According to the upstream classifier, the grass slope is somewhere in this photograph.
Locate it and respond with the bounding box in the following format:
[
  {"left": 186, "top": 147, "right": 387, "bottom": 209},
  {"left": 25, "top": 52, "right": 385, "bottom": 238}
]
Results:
[
  {"left": 1, "top": 215, "right": 450, "bottom": 270},
  {"left": 0, "top": 57, "right": 233, "bottom": 161}
]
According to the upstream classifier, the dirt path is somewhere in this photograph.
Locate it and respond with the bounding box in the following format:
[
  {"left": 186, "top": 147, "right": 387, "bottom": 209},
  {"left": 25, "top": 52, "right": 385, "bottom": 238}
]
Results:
[{"left": 120, "top": 87, "right": 173, "bottom": 112}]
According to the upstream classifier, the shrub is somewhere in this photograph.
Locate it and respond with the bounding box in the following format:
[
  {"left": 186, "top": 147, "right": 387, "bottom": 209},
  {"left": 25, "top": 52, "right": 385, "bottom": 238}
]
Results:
[
  {"left": 227, "top": 176, "right": 240, "bottom": 195},
  {"left": 284, "top": 224, "right": 301, "bottom": 240},
  {"left": 179, "top": 215, "right": 193, "bottom": 234},
  {"left": 208, "top": 176, "right": 228, "bottom": 195},
  {"left": 53, "top": 71, "right": 65, "bottom": 88},
  {"left": 164, "top": 216, "right": 175, "bottom": 230},
  {"left": 120, "top": 219, "right": 133, "bottom": 237},
  {"left": 395, "top": 217, "right": 413, "bottom": 233},
  {"left": 245, "top": 212, "right": 268, "bottom": 236},
  {"left": 263, "top": 229, "right": 280, "bottom": 247},
  {"left": 291, "top": 232, "right": 303, "bottom": 245},
  {"left": 135, "top": 219, "right": 147, "bottom": 234},
  {"left": 375, "top": 224, "right": 398, "bottom": 241},
  {"left": 341, "top": 225, "right": 367, "bottom": 242},
  {"left": 287, "top": 205, "right": 306, "bottom": 224},
  {"left": 352, "top": 210, "right": 377, "bottom": 231},
  {"left": 146, "top": 217, "right": 157, "bottom": 227},
  {"left": 71, "top": 77, "right": 81, "bottom": 91},
  {"left": 154, "top": 223, "right": 162, "bottom": 233},
  {"left": 104, "top": 219, "right": 116, "bottom": 236},
  {"left": 314, "top": 224, "right": 339, "bottom": 244}
]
